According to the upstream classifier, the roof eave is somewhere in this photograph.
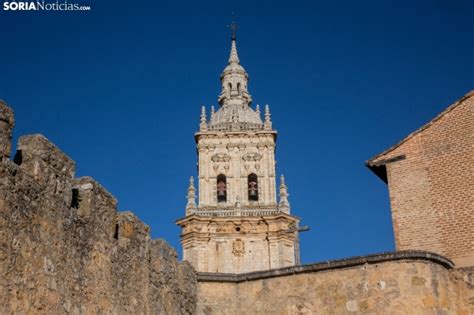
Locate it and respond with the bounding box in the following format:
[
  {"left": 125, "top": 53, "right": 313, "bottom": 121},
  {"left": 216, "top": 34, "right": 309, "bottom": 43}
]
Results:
[{"left": 366, "top": 89, "right": 474, "bottom": 183}]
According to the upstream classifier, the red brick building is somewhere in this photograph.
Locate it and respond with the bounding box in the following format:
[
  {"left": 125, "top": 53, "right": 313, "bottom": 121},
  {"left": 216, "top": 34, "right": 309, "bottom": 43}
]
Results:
[{"left": 367, "top": 90, "right": 474, "bottom": 268}]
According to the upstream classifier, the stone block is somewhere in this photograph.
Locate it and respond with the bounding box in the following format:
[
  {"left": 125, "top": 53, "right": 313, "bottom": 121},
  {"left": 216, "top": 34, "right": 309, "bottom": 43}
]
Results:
[{"left": 16, "top": 134, "right": 75, "bottom": 190}]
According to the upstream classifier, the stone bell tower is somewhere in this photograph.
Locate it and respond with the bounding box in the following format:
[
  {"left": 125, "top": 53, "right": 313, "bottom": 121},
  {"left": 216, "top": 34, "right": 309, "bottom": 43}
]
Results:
[{"left": 176, "top": 28, "right": 301, "bottom": 274}]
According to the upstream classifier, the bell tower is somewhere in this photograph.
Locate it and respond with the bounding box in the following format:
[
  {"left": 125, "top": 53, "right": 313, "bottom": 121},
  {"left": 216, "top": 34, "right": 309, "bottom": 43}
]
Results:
[{"left": 177, "top": 29, "right": 302, "bottom": 274}]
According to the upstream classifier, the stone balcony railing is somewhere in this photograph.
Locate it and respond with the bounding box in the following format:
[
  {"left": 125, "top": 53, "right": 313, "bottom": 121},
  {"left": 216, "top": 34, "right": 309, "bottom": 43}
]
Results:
[
  {"left": 195, "top": 206, "right": 281, "bottom": 217},
  {"left": 207, "top": 122, "right": 264, "bottom": 132}
]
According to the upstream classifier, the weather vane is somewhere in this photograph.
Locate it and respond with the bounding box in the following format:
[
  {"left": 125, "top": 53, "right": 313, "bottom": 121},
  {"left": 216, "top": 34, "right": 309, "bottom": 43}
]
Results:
[{"left": 227, "top": 13, "right": 238, "bottom": 40}]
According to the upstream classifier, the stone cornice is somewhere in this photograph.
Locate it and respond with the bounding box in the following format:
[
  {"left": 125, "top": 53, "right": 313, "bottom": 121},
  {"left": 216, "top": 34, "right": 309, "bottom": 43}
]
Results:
[
  {"left": 194, "top": 130, "right": 278, "bottom": 143},
  {"left": 176, "top": 212, "right": 300, "bottom": 226},
  {"left": 197, "top": 251, "right": 454, "bottom": 283}
]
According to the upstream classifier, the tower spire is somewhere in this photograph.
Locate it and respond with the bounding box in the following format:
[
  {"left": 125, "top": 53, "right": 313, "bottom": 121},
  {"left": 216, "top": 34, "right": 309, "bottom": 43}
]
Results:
[
  {"left": 228, "top": 37, "right": 240, "bottom": 64},
  {"left": 218, "top": 20, "right": 253, "bottom": 109},
  {"left": 227, "top": 15, "right": 239, "bottom": 63}
]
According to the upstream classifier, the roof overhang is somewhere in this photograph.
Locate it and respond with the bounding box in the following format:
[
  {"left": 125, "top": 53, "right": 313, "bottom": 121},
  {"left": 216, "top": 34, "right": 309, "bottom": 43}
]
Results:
[{"left": 365, "top": 154, "right": 406, "bottom": 184}]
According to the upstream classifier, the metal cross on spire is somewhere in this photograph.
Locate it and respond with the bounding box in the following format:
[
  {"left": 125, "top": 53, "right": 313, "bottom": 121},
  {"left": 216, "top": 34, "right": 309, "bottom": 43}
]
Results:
[{"left": 227, "top": 14, "right": 238, "bottom": 40}]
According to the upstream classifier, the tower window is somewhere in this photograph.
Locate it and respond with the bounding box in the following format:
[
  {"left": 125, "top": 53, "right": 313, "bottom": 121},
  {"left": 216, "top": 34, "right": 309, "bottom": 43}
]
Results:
[
  {"left": 217, "top": 174, "right": 227, "bottom": 203},
  {"left": 237, "top": 82, "right": 241, "bottom": 95},
  {"left": 248, "top": 173, "right": 258, "bottom": 201}
]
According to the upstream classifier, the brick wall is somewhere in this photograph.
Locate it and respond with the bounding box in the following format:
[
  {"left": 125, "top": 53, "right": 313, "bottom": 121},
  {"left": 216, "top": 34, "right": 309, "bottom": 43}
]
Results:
[{"left": 368, "top": 91, "right": 474, "bottom": 267}]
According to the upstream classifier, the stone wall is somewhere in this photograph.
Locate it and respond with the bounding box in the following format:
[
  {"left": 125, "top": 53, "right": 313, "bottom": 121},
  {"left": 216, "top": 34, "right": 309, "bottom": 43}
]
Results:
[
  {"left": 197, "top": 252, "right": 474, "bottom": 315},
  {"left": 0, "top": 101, "right": 196, "bottom": 314},
  {"left": 180, "top": 128, "right": 300, "bottom": 274},
  {"left": 0, "top": 100, "right": 14, "bottom": 161},
  {"left": 195, "top": 131, "right": 278, "bottom": 209},
  {"left": 367, "top": 91, "right": 474, "bottom": 267},
  {"left": 177, "top": 213, "right": 299, "bottom": 274}
]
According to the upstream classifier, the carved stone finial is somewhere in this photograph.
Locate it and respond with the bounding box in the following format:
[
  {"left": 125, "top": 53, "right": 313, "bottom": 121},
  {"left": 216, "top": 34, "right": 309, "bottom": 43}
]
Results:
[
  {"left": 279, "top": 174, "right": 290, "bottom": 213},
  {"left": 210, "top": 106, "right": 216, "bottom": 121},
  {"left": 264, "top": 104, "right": 272, "bottom": 130},
  {"left": 200, "top": 106, "right": 206, "bottom": 123},
  {"left": 200, "top": 106, "right": 208, "bottom": 131},
  {"left": 186, "top": 176, "right": 197, "bottom": 214},
  {"left": 255, "top": 104, "right": 260, "bottom": 117}
]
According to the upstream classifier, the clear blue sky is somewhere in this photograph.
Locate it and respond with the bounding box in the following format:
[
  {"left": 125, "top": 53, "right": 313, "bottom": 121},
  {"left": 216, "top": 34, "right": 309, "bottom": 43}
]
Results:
[{"left": 1, "top": 0, "right": 473, "bottom": 263}]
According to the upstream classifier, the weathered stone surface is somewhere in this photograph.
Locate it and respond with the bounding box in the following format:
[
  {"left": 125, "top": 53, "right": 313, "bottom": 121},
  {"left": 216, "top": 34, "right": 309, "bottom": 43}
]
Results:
[
  {"left": 0, "top": 126, "right": 196, "bottom": 314},
  {"left": 0, "top": 100, "right": 14, "bottom": 161},
  {"left": 197, "top": 252, "right": 474, "bottom": 315}
]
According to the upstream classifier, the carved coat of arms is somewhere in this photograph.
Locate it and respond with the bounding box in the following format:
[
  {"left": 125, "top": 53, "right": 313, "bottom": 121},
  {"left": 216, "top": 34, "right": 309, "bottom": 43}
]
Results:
[{"left": 232, "top": 239, "right": 245, "bottom": 256}]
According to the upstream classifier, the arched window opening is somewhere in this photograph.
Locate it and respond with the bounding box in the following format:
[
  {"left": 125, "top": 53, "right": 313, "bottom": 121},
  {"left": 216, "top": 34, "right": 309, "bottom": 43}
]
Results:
[
  {"left": 237, "top": 82, "right": 241, "bottom": 95},
  {"left": 248, "top": 173, "right": 258, "bottom": 201},
  {"left": 217, "top": 174, "right": 227, "bottom": 203}
]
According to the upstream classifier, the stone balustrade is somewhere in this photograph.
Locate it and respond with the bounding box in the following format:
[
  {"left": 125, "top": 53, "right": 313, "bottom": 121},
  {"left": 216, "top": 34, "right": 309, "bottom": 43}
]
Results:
[{"left": 195, "top": 207, "right": 281, "bottom": 217}]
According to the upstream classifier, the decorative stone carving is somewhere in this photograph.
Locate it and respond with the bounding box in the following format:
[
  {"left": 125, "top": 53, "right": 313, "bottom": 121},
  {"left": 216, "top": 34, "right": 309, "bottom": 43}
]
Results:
[
  {"left": 242, "top": 152, "right": 262, "bottom": 162},
  {"left": 232, "top": 239, "right": 245, "bottom": 256},
  {"left": 211, "top": 153, "right": 231, "bottom": 163}
]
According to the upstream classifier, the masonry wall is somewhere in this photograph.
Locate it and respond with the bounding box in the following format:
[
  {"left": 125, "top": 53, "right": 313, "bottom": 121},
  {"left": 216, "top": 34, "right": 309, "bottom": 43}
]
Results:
[
  {"left": 0, "top": 100, "right": 14, "bottom": 161},
  {"left": 197, "top": 253, "right": 474, "bottom": 315},
  {"left": 195, "top": 132, "right": 278, "bottom": 208},
  {"left": 178, "top": 214, "right": 298, "bottom": 274},
  {"left": 182, "top": 128, "right": 299, "bottom": 274},
  {"left": 368, "top": 91, "right": 474, "bottom": 268},
  {"left": 0, "top": 107, "right": 197, "bottom": 314}
]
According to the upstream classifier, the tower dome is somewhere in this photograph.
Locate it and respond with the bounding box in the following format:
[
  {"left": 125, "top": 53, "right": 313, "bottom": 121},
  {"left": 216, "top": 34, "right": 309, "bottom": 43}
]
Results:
[{"left": 208, "top": 38, "right": 263, "bottom": 131}]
